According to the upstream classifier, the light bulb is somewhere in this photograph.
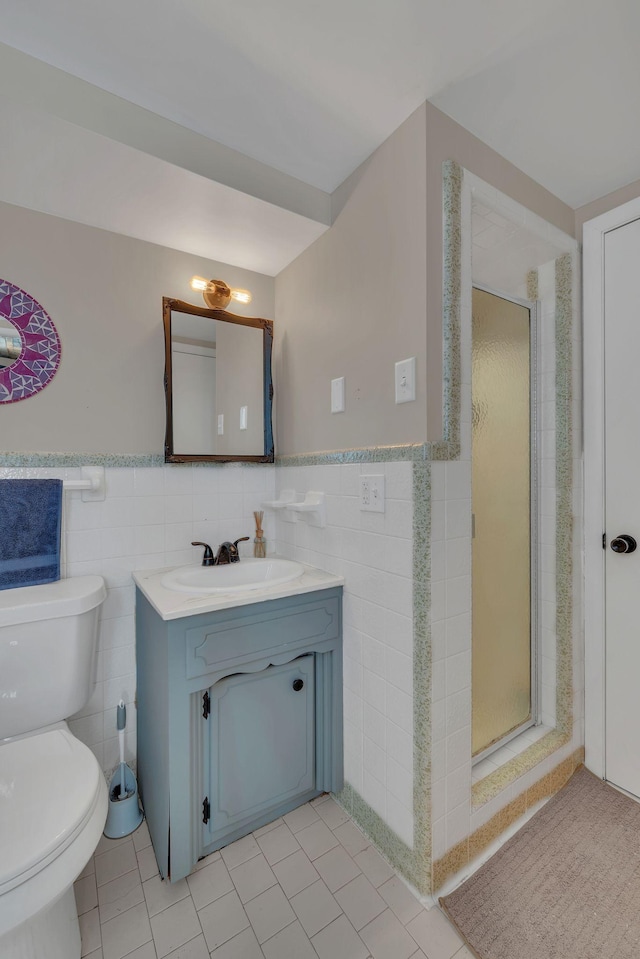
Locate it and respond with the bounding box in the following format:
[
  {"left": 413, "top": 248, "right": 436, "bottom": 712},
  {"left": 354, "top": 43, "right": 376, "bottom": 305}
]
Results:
[
  {"left": 190, "top": 277, "right": 250, "bottom": 310},
  {"left": 230, "top": 288, "right": 252, "bottom": 306}
]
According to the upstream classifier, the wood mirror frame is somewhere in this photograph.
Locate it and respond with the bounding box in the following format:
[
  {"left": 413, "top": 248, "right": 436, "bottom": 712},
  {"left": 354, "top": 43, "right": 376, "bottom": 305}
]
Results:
[{"left": 163, "top": 297, "right": 274, "bottom": 464}]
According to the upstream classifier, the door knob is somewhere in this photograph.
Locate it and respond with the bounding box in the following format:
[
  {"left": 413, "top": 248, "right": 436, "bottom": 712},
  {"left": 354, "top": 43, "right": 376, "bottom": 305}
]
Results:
[
  {"left": 611, "top": 534, "right": 637, "bottom": 554},
  {"left": 292, "top": 679, "right": 304, "bottom": 692}
]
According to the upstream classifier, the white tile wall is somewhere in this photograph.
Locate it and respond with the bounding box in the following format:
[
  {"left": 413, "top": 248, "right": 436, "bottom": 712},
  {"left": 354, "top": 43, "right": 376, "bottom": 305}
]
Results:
[
  {"left": 272, "top": 462, "right": 415, "bottom": 848},
  {"left": 0, "top": 463, "right": 276, "bottom": 778}
]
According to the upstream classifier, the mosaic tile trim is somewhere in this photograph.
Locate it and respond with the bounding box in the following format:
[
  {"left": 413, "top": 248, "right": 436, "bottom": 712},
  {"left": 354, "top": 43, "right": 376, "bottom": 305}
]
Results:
[
  {"left": 442, "top": 159, "right": 463, "bottom": 448},
  {"left": 471, "top": 730, "right": 570, "bottom": 807},
  {"left": 0, "top": 451, "right": 166, "bottom": 468},
  {"left": 411, "top": 459, "right": 433, "bottom": 889},
  {"left": 0, "top": 452, "right": 277, "bottom": 468},
  {"left": 336, "top": 784, "right": 418, "bottom": 890},
  {"left": 336, "top": 457, "right": 433, "bottom": 895},
  {"left": 429, "top": 440, "right": 461, "bottom": 461},
  {"left": 276, "top": 443, "right": 429, "bottom": 467},
  {"left": 526, "top": 269, "right": 539, "bottom": 301},
  {"left": 276, "top": 442, "right": 465, "bottom": 467},
  {"left": 554, "top": 253, "right": 574, "bottom": 737},
  {"left": 433, "top": 748, "right": 585, "bottom": 891},
  {"left": 469, "top": 252, "right": 576, "bottom": 808}
]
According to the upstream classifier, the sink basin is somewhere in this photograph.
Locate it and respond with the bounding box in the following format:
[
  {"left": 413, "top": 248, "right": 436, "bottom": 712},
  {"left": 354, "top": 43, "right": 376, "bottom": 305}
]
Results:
[{"left": 160, "top": 557, "right": 305, "bottom": 594}]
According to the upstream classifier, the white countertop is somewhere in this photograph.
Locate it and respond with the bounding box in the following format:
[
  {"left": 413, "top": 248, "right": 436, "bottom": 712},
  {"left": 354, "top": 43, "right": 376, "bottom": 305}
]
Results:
[{"left": 133, "top": 559, "right": 344, "bottom": 621}]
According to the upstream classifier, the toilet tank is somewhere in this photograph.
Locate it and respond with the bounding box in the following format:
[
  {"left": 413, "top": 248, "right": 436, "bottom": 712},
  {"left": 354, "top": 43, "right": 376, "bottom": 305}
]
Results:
[{"left": 0, "top": 575, "right": 107, "bottom": 739}]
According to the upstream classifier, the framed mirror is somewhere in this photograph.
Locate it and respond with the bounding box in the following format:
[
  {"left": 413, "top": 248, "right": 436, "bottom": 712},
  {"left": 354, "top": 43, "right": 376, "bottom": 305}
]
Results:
[
  {"left": 0, "top": 278, "right": 61, "bottom": 404},
  {"left": 163, "top": 297, "right": 274, "bottom": 463}
]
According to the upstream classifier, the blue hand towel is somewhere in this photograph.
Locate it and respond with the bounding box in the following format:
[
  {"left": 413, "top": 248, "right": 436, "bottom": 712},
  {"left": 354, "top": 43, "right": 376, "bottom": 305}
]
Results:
[{"left": 0, "top": 479, "right": 63, "bottom": 590}]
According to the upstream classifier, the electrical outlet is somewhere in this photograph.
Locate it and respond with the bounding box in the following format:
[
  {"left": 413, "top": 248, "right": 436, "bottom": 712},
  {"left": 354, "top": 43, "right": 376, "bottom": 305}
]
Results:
[{"left": 360, "top": 474, "right": 385, "bottom": 512}]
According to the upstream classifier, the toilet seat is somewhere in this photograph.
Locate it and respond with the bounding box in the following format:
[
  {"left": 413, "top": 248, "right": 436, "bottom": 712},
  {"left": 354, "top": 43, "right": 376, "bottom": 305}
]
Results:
[{"left": 0, "top": 727, "right": 107, "bottom": 938}]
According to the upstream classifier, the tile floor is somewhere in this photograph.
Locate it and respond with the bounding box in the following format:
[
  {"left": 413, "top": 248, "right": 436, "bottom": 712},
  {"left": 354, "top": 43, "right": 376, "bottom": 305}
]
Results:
[{"left": 75, "top": 794, "right": 472, "bottom": 959}]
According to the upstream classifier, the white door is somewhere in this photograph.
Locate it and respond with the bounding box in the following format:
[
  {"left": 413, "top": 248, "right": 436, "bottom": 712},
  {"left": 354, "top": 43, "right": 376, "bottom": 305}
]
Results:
[{"left": 604, "top": 216, "right": 640, "bottom": 799}]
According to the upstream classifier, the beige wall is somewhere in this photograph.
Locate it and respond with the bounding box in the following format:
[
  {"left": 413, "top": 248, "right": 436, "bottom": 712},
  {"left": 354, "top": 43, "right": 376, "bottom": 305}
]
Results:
[
  {"left": 0, "top": 201, "right": 274, "bottom": 454},
  {"left": 274, "top": 105, "right": 428, "bottom": 456},
  {"left": 273, "top": 103, "right": 575, "bottom": 455},
  {"left": 575, "top": 176, "right": 640, "bottom": 234}
]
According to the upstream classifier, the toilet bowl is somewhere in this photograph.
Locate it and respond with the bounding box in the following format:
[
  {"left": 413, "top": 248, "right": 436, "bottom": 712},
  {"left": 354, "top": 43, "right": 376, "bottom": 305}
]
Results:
[{"left": 0, "top": 576, "right": 108, "bottom": 958}]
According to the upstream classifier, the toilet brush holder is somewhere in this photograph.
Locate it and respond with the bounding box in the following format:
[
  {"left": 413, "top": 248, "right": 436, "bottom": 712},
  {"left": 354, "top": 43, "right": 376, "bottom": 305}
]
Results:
[
  {"left": 103, "top": 700, "right": 143, "bottom": 838},
  {"left": 104, "top": 764, "right": 143, "bottom": 838}
]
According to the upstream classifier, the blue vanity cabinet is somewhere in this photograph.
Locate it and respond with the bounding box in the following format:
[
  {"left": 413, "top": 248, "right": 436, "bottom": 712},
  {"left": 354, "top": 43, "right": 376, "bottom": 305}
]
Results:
[{"left": 135, "top": 586, "right": 343, "bottom": 882}]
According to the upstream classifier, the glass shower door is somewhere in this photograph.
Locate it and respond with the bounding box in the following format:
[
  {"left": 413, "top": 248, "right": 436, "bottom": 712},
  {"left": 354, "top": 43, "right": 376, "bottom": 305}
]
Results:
[{"left": 471, "top": 287, "right": 535, "bottom": 758}]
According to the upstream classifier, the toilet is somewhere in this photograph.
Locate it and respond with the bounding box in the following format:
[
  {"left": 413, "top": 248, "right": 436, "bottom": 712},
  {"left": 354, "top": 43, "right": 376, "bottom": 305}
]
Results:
[{"left": 0, "top": 575, "right": 108, "bottom": 959}]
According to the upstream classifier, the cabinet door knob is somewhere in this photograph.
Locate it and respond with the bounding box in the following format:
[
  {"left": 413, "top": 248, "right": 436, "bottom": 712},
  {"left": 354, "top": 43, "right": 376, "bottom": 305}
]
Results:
[{"left": 292, "top": 678, "right": 304, "bottom": 692}]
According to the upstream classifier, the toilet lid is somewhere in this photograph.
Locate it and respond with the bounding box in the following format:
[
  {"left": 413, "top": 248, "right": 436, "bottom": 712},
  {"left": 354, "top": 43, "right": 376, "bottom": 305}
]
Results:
[{"left": 0, "top": 728, "right": 103, "bottom": 891}]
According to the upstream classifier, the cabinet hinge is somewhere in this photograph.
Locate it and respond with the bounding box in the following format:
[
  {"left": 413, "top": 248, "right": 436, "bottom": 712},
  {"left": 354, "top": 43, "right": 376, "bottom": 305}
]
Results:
[
  {"left": 202, "top": 691, "right": 210, "bottom": 719},
  {"left": 202, "top": 797, "right": 210, "bottom": 825}
]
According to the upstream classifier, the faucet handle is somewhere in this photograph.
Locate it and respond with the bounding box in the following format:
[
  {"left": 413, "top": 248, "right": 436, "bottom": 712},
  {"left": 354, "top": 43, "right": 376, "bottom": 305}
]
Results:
[
  {"left": 229, "top": 536, "right": 250, "bottom": 562},
  {"left": 192, "top": 541, "right": 215, "bottom": 566}
]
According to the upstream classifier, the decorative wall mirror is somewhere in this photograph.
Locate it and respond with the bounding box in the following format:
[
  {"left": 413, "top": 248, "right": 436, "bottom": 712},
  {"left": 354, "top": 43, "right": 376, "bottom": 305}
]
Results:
[
  {"left": 0, "top": 278, "right": 61, "bottom": 403},
  {"left": 163, "top": 297, "right": 274, "bottom": 463}
]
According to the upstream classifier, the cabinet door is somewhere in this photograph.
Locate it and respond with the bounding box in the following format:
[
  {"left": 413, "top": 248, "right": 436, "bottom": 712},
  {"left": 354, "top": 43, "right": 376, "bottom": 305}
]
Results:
[{"left": 205, "top": 656, "right": 315, "bottom": 845}]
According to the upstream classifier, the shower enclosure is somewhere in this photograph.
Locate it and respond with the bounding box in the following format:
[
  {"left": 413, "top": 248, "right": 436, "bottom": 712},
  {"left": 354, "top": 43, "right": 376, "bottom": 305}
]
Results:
[{"left": 471, "top": 286, "right": 538, "bottom": 759}]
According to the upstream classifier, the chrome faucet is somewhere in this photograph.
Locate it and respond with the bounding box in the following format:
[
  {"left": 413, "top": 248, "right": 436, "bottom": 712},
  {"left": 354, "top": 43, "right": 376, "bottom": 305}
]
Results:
[{"left": 191, "top": 537, "right": 250, "bottom": 566}]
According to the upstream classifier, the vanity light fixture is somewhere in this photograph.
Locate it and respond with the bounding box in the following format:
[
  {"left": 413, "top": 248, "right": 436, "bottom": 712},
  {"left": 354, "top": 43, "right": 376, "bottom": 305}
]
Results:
[{"left": 190, "top": 276, "right": 253, "bottom": 310}]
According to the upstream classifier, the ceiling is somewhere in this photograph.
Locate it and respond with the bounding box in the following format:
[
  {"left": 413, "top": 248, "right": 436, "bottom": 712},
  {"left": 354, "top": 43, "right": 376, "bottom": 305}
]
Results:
[{"left": 0, "top": 0, "right": 638, "bottom": 269}]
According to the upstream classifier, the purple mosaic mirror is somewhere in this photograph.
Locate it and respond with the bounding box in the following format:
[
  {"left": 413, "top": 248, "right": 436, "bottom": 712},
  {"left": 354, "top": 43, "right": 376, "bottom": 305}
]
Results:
[{"left": 0, "top": 279, "right": 61, "bottom": 403}]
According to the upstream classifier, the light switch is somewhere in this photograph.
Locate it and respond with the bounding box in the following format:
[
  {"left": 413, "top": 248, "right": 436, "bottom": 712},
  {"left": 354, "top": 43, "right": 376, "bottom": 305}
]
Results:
[
  {"left": 395, "top": 357, "right": 416, "bottom": 404},
  {"left": 240, "top": 406, "right": 248, "bottom": 430},
  {"left": 331, "top": 376, "right": 345, "bottom": 413},
  {"left": 217, "top": 414, "right": 224, "bottom": 435}
]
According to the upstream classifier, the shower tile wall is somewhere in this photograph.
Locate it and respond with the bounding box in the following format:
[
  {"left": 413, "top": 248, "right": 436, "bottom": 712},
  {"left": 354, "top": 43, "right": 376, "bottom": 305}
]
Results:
[
  {"left": 0, "top": 464, "right": 276, "bottom": 775},
  {"left": 273, "top": 461, "right": 415, "bottom": 848}
]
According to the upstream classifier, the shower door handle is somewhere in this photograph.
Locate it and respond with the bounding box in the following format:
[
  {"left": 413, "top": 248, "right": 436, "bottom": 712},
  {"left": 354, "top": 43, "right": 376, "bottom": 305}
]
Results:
[{"left": 610, "top": 534, "right": 637, "bottom": 554}]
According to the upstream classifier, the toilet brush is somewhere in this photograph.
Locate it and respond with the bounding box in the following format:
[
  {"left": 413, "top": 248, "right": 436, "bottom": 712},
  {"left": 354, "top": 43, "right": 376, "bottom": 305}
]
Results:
[{"left": 117, "top": 700, "right": 127, "bottom": 799}]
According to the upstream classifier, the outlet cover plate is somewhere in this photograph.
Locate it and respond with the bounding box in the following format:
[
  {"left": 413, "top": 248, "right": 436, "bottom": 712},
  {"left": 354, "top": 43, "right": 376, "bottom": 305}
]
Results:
[
  {"left": 360, "top": 474, "right": 385, "bottom": 512},
  {"left": 331, "top": 376, "right": 345, "bottom": 413},
  {"left": 395, "top": 357, "right": 416, "bottom": 404}
]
